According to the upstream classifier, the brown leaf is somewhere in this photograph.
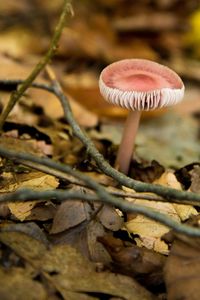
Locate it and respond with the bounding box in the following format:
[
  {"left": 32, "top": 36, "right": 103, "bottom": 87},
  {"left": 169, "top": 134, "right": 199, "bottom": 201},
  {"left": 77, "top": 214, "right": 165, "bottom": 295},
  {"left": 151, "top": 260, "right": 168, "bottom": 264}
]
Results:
[
  {"left": 26, "top": 203, "right": 56, "bottom": 221},
  {"left": 98, "top": 205, "right": 123, "bottom": 231},
  {"left": 0, "top": 268, "right": 47, "bottom": 300},
  {"left": 164, "top": 231, "right": 200, "bottom": 300},
  {"left": 190, "top": 165, "right": 200, "bottom": 193},
  {"left": 86, "top": 220, "right": 112, "bottom": 263},
  {"left": 50, "top": 200, "right": 88, "bottom": 234},
  {"left": 99, "top": 234, "right": 166, "bottom": 287},
  {"left": 129, "top": 160, "right": 165, "bottom": 183},
  {"left": 50, "top": 221, "right": 91, "bottom": 259},
  {"left": 42, "top": 244, "right": 154, "bottom": 300},
  {"left": 0, "top": 137, "right": 45, "bottom": 159},
  {"left": 42, "top": 246, "right": 155, "bottom": 300},
  {"left": 50, "top": 198, "right": 112, "bottom": 262},
  {"left": 30, "top": 87, "right": 98, "bottom": 128},
  {"left": 50, "top": 185, "right": 96, "bottom": 234},
  {"left": 0, "top": 225, "right": 155, "bottom": 300},
  {"left": 0, "top": 222, "right": 49, "bottom": 260},
  {"left": 0, "top": 53, "right": 44, "bottom": 81}
]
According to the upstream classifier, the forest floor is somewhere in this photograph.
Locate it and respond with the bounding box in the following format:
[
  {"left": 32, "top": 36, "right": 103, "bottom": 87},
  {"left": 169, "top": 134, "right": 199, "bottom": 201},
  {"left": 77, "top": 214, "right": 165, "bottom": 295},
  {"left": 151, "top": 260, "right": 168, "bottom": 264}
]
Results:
[{"left": 0, "top": 1, "right": 200, "bottom": 299}]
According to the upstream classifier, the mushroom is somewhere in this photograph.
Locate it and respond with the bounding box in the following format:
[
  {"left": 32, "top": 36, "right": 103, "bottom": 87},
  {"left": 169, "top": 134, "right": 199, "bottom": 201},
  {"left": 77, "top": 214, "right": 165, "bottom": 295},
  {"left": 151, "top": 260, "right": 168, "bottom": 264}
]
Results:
[{"left": 99, "top": 59, "right": 184, "bottom": 174}]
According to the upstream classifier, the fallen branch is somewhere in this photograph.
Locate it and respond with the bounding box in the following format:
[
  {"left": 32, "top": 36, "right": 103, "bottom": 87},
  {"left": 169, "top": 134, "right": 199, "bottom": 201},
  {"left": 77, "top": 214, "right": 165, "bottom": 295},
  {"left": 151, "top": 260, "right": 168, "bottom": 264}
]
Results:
[
  {"left": 48, "top": 77, "right": 200, "bottom": 203},
  {"left": 0, "top": 2, "right": 199, "bottom": 237},
  {"left": 0, "top": 148, "right": 200, "bottom": 237},
  {"left": 0, "top": 186, "right": 200, "bottom": 237},
  {"left": 0, "top": 78, "right": 200, "bottom": 204},
  {"left": 0, "top": 143, "right": 199, "bottom": 206}
]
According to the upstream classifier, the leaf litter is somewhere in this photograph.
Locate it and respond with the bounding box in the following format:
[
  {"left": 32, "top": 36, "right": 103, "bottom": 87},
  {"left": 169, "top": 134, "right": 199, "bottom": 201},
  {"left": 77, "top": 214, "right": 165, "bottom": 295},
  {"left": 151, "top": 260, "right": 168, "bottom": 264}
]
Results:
[
  {"left": 0, "top": 223, "right": 154, "bottom": 300},
  {"left": 0, "top": 0, "right": 200, "bottom": 299}
]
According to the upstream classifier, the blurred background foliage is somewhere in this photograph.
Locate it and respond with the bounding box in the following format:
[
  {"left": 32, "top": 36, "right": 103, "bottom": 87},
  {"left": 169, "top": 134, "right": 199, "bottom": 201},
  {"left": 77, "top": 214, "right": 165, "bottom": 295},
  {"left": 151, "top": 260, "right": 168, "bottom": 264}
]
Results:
[
  {"left": 1, "top": 0, "right": 199, "bottom": 116},
  {"left": 0, "top": 0, "right": 200, "bottom": 120},
  {"left": 0, "top": 0, "right": 200, "bottom": 166}
]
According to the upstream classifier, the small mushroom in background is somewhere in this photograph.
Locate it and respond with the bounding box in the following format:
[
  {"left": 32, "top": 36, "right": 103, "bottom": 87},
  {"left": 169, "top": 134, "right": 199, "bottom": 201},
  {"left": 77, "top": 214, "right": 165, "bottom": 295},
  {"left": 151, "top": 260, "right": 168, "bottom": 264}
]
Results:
[{"left": 99, "top": 59, "right": 185, "bottom": 175}]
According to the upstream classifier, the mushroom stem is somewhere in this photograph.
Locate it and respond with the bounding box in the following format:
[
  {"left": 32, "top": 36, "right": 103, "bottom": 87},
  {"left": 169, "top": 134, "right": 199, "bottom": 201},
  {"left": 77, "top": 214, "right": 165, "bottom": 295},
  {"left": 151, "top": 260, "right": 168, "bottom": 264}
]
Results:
[{"left": 116, "top": 110, "right": 141, "bottom": 175}]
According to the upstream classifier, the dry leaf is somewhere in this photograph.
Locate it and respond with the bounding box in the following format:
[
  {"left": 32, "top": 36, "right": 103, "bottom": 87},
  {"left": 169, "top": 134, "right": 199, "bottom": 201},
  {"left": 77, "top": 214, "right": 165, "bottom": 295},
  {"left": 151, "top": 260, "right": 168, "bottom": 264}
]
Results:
[
  {"left": 9, "top": 202, "right": 37, "bottom": 222},
  {"left": 190, "top": 165, "right": 200, "bottom": 193},
  {"left": 26, "top": 204, "right": 56, "bottom": 221},
  {"left": 124, "top": 171, "right": 197, "bottom": 254},
  {"left": 30, "top": 87, "right": 98, "bottom": 128},
  {"left": 5, "top": 172, "right": 59, "bottom": 221},
  {"left": 42, "top": 245, "right": 155, "bottom": 300},
  {"left": 1, "top": 172, "right": 59, "bottom": 193},
  {"left": 98, "top": 205, "right": 123, "bottom": 231},
  {"left": 164, "top": 232, "right": 200, "bottom": 300},
  {"left": 0, "top": 225, "right": 154, "bottom": 300},
  {"left": 86, "top": 220, "right": 112, "bottom": 263},
  {"left": 0, "top": 53, "right": 43, "bottom": 80},
  {"left": 50, "top": 185, "right": 94, "bottom": 234},
  {"left": 50, "top": 200, "right": 88, "bottom": 234},
  {"left": 154, "top": 171, "right": 198, "bottom": 221},
  {"left": 125, "top": 200, "right": 178, "bottom": 254},
  {"left": 0, "top": 268, "right": 47, "bottom": 300},
  {"left": 99, "top": 234, "right": 166, "bottom": 287},
  {"left": 0, "top": 27, "right": 45, "bottom": 58}
]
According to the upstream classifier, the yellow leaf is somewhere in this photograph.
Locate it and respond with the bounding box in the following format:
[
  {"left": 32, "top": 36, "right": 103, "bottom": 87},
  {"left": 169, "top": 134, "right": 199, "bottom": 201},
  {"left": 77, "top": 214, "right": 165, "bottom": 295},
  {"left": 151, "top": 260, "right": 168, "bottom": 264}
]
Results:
[
  {"left": 1, "top": 172, "right": 59, "bottom": 193},
  {"left": 124, "top": 171, "right": 197, "bottom": 254},
  {"left": 154, "top": 171, "right": 198, "bottom": 221},
  {"left": 8, "top": 201, "right": 37, "bottom": 222},
  {"left": 5, "top": 173, "right": 59, "bottom": 221}
]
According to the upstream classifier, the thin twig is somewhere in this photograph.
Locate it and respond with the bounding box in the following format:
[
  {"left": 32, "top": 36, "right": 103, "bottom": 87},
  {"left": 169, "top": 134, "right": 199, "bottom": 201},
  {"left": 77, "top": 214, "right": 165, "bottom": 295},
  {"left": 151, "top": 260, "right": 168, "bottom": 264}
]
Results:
[
  {"left": 0, "top": 0, "right": 73, "bottom": 131},
  {"left": 1, "top": 77, "right": 200, "bottom": 236},
  {"left": 16, "top": 159, "right": 83, "bottom": 185},
  {"left": 0, "top": 188, "right": 97, "bottom": 203},
  {"left": 0, "top": 148, "right": 200, "bottom": 236},
  {"left": 48, "top": 76, "right": 200, "bottom": 203},
  {"left": 0, "top": 187, "right": 200, "bottom": 237},
  {"left": 1, "top": 78, "right": 200, "bottom": 204},
  {"left": 1, "top": 145, "right": 199, "bottom": 206}
]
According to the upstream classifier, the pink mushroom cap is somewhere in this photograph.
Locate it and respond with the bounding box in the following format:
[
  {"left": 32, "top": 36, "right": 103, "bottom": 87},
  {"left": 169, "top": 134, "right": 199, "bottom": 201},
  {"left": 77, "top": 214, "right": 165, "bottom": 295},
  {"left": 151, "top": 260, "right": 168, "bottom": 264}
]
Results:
[{"left": 99, "top": 59, "right": 185, "bottom": 111}]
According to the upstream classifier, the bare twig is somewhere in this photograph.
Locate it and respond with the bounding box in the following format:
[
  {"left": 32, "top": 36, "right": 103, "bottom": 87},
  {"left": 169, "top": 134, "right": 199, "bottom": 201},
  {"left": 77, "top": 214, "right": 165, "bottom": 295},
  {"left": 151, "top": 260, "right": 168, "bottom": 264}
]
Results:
[
  {"left": 0, "top": 186, "right": 200, "bottom": 237},
  {"left": 1, "top": 78, "right": 200, "bottom": 205},
  {"left": 0, "top": 148, "right": 200, "bottom": 236},
  {"left": 1, "top": 143, "right": 199, "bottom": 206},
  {"left": 1, "top": 74, "right": 200, "bottom": 237},
  {"left": 0, "top": 0, "right": 73, "bottom": 131},
  {"left": 47, "top": 76, "right": 200, "bottom": 204}
]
